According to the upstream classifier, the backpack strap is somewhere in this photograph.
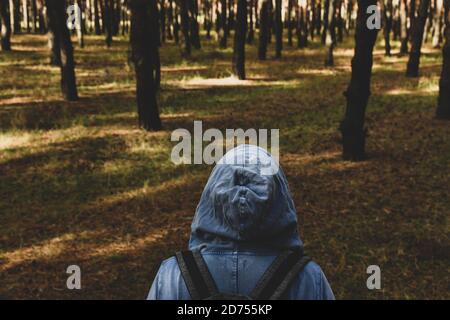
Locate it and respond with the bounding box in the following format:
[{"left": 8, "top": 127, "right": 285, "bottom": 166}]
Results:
[
  {"left": 175, "top": 250, "right": 219, "bottom": 300},
  {"left": 249, "top": 249, "right": 311, "bottom": 300}
]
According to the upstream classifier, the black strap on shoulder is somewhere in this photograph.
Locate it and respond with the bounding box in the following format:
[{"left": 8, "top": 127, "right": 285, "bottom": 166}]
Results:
[
  {"left": 249, "top": 249, "right": 311, "bottom": 300},
  {"left": 175, "top": 250, "right": 219, "bottom": 300}
]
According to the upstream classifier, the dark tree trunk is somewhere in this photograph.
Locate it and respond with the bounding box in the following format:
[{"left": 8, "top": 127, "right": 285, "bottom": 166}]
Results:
[
  {"left": 179, "top": 0, "right": 191, "bottom": 56},
  {"left": 383, "top": 0, "right": 393, "bottom": 56},
  {"left": 325, "top": 0, "right": 337, "bottom": 66},
  {"left": 104, "top": 0, "right": 113, "bottom": 47},
  {"left": 0, "top": 0, "right": 11, "bottom": 51},
  {"left": 274, "top": 0, "right": 282, "bottom": 59},
  {"left": 232, "top": 0, "right": 246, "bottom": 79},
  {"left": 94, "top": 0, "right": 101, "bottom": 34},
  {"left": 340, "top": 0, "right": 379, "bottom": 161},
  {"left": 247, "top": 0, "right": 254, "bottom": 44},
  {"left": 45, "top": 0, "right": 78, "bottom": 101},
  {"left": 219, "top": 0, "right": 227, "bottom": 48},
  {"left": 30, "top": 0, "right": 37, "bottom": 32},
  {"left": 322, "top": 0, "right": 331, "bottom": 44},
  {"left": 129, "top": 0, "right": 162, "bottom": 131},
  {"left": 406, "top": 0, "right": 431, "bottom": 77},
  {"left": 189, "top": 0, "right": 201, "bottom": 49},
  {"left": 310, "top": 0, "right": 316, "bottom": 39},
  {"left": 287, "top": 0, "right": 293, "bottom": 46},
  {"left": 204, "top": 0, "right": 212, "bottom": 39},
  {"left": 258, "top": 0, "right": 270, "bottom": 60},
  {"left": 436, "top": 0, "right": 450, "bottom": 119},
  {"left": 297, "top": 5, "right": 308, "bottom": 48},
  {"left": 10, "top": 0, "right": 20, "bottom": 33}
]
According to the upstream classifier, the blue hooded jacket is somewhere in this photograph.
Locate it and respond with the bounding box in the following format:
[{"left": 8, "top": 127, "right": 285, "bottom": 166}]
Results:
[{"left": 148, "top": 145, "right": 334, "bottom": 300}]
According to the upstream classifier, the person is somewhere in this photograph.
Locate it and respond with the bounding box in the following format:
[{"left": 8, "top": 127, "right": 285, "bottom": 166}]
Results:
[{"left": 148, "top": 144, "right": 334, "bottom": 300}]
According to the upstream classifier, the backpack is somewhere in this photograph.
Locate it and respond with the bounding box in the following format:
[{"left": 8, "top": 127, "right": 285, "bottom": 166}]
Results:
[{"left": 175, "top": 249, "right": 312, "bottom": 300}]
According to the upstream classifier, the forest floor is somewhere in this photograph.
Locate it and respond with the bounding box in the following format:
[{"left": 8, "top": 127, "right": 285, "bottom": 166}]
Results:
[{"left": 0, "top": 34, "right": 449, "bottom": 299}]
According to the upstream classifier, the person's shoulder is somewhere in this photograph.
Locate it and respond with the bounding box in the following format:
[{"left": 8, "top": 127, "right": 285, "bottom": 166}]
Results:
[{"left": 157, "top": 255, "right": 180, "bottom": 275}]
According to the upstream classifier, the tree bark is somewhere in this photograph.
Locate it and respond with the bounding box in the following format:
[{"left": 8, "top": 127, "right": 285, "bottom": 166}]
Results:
[
  {"left": 382, "top": 0, "right": 393, "bottom": 56},
  {"left": 258, "top": 0, "right": 270, "bottom": 60},
  {"left": 247, "top": 0, "right": 254, "bottom": 44},
  {"left": 232, "top": 0, "right": 246, "bottom": 79},
  {"left": 274, "top": 0, "right": 282, "bottom": 59},
  {"left": 104, "top": 0, "right": 113, "bottom": 47},
  {"left": 129, "top": 0, "right": 162, "bottom": 131},
  {"left": 93, "top": 0, "right": 101, "bottom": 34},
  {"left": 189, "top": 0, "right": 201, "bottom": 49},
  {"left": 400, "top": 0, "right": 409, "bottom": 53},
  {"left": 340, "top": 0, "right": 379, "bottom": 161},
  {"left": 219, "top": 0, "right": 227, "bottom": 48},
  {"left": 406, "top": 0, "right": 431, "bottom": 77},
  {"left": 436, "top": 0, "right": 450, "bottom": 118},
  {"left": 0, "top": 0, "right": 11, "bottom": 51},
  {"left": 179, "top": 0, "right": 191, "bottom": 56},
  {"left": 45, "top": 0, "right": 78, "bottom": 101}
]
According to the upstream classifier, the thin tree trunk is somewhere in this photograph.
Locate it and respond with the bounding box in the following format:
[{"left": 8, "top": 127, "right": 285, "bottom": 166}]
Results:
[
  {"left": 406, "top": 0, "right": 431, "bottom": 77},
  {"left": 400, "top": 0, "right": 409, "bottom": 53},
  {"left": 287, "top": 0, "right": 293, "bottom": 46},
  {"left": 432, "top": 0, "right": 444, "bottom": 47},
  {"left": 232, "top": 0, "right": 246, "bottom": 79},
  {"left": 160, "top": 0, "right": 166, "bottom": 43},
  {"left": 325, "top": 0, "right": 337, "bottom": 66},
  {"left": 104, "top": 0, "right": 113, "bottom": 47},
  {"left": 247, "top": 0, "right": 254, "bottom": 44},
  {"left": 179, "top": 0, "right": 191, "bottom": 56},
  {"left": 93, "top": 0, "right": 101, "bottom": 34},
  {"left": 382, "top": 0, "right": 393, "bottom": 56},
  {"left": 340, "top": 0, "right": 379, "bottom": 160},
  {"left": 258, "top": 0, "right": 270, "bottom": 60},
  {"left": 219, "top": 0, "right": 227, "bottom": 48},
  {"left": 189, "top": 0, "right": 201, "bottom": 48},
  {"left": 129, "top": 0, "right": 162, "bottom": 131},
  {"left": 0, "top": 0, "right": 11, "bottom": 50},
  {"left": 274, "top": 0, "right": 282, "bottom": 59},
  {"left": 436, "top": 0, "right": 450, "bottom": 118},
  {"left": 45, "top": 0, "right": 78, "bottom": 101}
]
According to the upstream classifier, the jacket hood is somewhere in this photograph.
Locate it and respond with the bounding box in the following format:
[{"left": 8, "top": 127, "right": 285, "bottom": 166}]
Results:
[{"left": 189, "top": 144, "right": 303, "bottom": 251}]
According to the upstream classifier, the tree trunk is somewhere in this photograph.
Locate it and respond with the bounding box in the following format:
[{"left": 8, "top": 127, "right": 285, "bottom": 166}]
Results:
[
  {"left": 219, "top": 0, "right": 227, "bottom": 48},
  {"left": 232, "top": 0, "right": 246, "bottom": 79},
  {"left": 406, "top": 0, "right": 431, "bottom": 77},
  {"left": 31, "top": 0, "right": 37, "bottom": 32},
  {"left": 247, "top": 0, "right": 254, "bottom": 44},
  {"left": 179, "top": 0, "right": 191, "bottom": 56},
  {"left": 400, "top": 0, "right": 409, "bottom": 53},
  {"left": 93, "top": 0, "right": 101, "bottom": 34},
  {"left": 104, "top": 0, "right": 113, "bottom": 47},
  {"left": 383, "top": 0, "right": 393, "bottom": 56},
  {"left": 189, "top": 0, "right": 201, "bottom": 48},
  {"left": 274, "top": 0, "right": 282, "bottom": 59},
  {"left": 0, "top": 0, "right": 11, "bottom": 51},
  {"left": 258, "top": 0, "right": 270, "bottom": 60},
  {"left": 325, "top": 0, "right": 337, "bottom": 66},
  {"left": 129, "top": 0, "right": 162, "bottom": 131},
  {"left": 287, "top": 0, "right": 293, "bottom": 46},
  {"left": 436, "top": 0, "right": 450, "bottom": 118},
  {"left": 340, "top": 0, "right": 379, "bottom": 161},
  {"left": 322, "top": 0, "right": 331, "bottom": 44},
  {"left": 45, "top": 0, "right": 78, "bottom": 101}
]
